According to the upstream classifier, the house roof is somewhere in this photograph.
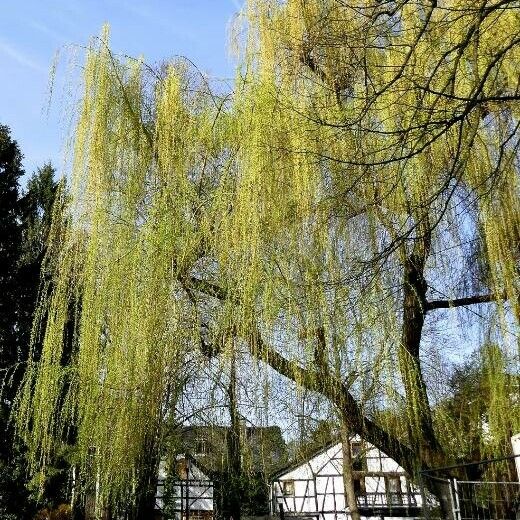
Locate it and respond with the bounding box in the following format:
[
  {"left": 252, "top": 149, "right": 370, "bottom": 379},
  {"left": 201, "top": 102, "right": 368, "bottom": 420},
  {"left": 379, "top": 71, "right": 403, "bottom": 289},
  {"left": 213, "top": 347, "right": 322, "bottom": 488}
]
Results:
[
  {"left": 270, "top": 433, "right": 388, "bottom": 481},
  {"left": 270, "top": 437, "right": 341, "bottom": 480},
  {"left": 170, "top": 424, "right": 288, "bottom": 475}
]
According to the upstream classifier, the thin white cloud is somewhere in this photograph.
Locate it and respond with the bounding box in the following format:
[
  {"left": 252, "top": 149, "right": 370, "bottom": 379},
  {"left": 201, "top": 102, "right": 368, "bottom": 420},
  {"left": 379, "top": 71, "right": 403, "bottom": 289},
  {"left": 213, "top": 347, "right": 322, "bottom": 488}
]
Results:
[
  {"left": 112, "top": 1, "right": 197, "bottom": 41},
  {"left": 28, "top": 20, "right": 70, "bottom": 44},
  {"left": 0, "top": 40, "right": 47, "bottom": 74}
]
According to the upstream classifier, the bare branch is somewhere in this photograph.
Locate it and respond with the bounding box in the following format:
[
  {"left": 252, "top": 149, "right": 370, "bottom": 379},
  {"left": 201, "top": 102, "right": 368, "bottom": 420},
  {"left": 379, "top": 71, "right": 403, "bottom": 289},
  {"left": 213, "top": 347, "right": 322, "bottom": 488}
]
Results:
[{"left": 426, "top": 292, "right": 506, "bottom": 311}]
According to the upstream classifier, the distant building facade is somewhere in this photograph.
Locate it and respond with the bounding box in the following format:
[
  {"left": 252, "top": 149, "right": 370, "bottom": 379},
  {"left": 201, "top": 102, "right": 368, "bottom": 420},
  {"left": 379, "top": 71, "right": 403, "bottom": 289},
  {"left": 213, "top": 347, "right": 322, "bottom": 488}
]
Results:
[{"left": 155, "top": 425, "right": 287, "bottom": 520}]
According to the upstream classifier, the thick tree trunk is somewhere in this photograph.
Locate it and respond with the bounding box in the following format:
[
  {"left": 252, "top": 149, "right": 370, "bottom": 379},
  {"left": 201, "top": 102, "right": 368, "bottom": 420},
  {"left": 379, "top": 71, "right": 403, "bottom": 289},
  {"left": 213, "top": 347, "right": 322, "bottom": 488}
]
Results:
[
  {"left": 224, "top": 352, "right": 243, "bottom": 520},
  {"left": 133, "top": 433, "right": 161, "bottom": 520},
  {"left": 424, "top": 477, "right": 457, "bottom": 520},
  {"left": 398, "top": 229, "right": 444, "bottom": 469},
  {"left": 339, "top": 417, "right": 361, "bottom": 520}
]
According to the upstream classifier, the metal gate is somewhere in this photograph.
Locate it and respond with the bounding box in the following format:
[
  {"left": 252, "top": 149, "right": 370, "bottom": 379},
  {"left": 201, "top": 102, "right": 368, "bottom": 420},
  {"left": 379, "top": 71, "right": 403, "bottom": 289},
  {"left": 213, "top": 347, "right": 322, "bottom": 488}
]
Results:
[
  {"left": 453, "top": 480, "right": 520, "bottom": 520},
  {"left": 420, "top": 455, "right": 520, "bottom": 520}
]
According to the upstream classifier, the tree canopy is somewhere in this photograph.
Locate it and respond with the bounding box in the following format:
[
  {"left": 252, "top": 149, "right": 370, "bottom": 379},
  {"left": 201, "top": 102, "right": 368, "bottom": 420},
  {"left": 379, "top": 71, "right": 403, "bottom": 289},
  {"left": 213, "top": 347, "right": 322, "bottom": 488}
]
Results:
[
  {"left": 0, "top": 125, "right": 62, "bottom": 518},
  {"left": 14, "top": 0, "right": 520, "bottom": 513}
]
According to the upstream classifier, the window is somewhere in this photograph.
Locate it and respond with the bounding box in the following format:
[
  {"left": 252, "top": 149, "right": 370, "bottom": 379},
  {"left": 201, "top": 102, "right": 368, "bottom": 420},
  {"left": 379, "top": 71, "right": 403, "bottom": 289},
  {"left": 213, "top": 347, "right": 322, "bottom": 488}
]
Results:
[
  {"left": 351, "top": 442, "right": 367, "bottom": 471},
  {"left": 353, "top": 477, "right": 365, "bottom": 495},
  {"left": 195, "top": 438, "right": 208, "bottom": 455},
  {"left": 282, "top": 480, "right": 295, "bottom": 496},
  {"left": 386, "top": 476, "right": 403, "bottom": 505}
]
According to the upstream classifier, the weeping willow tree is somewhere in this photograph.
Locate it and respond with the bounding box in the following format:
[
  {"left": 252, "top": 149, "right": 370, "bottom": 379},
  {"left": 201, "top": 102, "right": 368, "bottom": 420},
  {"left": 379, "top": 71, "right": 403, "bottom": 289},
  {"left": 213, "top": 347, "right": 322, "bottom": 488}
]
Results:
[
  {"left": 223, "top": 1, "right": 520, "bottom": 512},
  {"left": 218, "top": 0, "right": 520, "bottom": 459},
  {"left": 14, "top": 0, "right": 520, "bottom": 515},
  {"left": 14, "top": 28, "right": 231, "bottom": 514}
]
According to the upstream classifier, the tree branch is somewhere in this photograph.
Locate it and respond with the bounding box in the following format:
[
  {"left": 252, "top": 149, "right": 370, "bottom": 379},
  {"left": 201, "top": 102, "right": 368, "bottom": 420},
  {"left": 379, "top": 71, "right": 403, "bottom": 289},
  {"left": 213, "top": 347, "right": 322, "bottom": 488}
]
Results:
[
  {"left": 426, "top": 292, "right": 505, "bottom": 311},
  {"left": 188, "top": 275, "right": 422, "bottom": 475},
  {"left": 248, "top": 326, "right": 420, "bottom": 474}
]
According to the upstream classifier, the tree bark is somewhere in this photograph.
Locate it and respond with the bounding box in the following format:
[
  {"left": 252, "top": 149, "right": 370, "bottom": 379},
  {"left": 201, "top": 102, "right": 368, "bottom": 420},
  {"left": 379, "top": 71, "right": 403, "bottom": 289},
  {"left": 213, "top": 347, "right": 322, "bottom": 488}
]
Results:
[
  {"left": 133, "top": 440, "right": 161, "bottom": 520},
  {"left": 339, "top": 418, "right": 361, "bottom": 520},
  {"left": 397, "top": 226, "right": 444, "bottom": 469},
  {"left": 426, "top": 292, "right": 505, "bottom": 310},
  {"left": 132, "top": 391, "right": 172, "bottom": 520},
  {"left": 224, "top": 350, "right": 243, "bottom": 520}
]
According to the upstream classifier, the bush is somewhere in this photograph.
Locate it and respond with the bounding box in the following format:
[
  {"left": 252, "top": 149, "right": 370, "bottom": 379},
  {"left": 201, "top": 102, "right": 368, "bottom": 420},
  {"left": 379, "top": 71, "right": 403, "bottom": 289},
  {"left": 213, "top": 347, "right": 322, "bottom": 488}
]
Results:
[{"left": 33, "top": 504, "right": 71, "bottom": 520}]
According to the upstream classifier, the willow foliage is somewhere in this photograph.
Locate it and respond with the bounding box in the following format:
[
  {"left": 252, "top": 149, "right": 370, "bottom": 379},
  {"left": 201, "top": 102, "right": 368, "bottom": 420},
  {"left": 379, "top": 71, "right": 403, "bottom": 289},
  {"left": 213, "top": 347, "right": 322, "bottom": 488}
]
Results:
[
  {"left": 16, "top": 29, "right": 227, "bottom": 507},
  {"left": 226, "top": 0, "right": 519, "bottom": 455},
  {"left": 15, "top": 0, "right": 520, "bottom": 509},
  {"left": 231, "top": 0, "right": 520, "bottom": 315}
]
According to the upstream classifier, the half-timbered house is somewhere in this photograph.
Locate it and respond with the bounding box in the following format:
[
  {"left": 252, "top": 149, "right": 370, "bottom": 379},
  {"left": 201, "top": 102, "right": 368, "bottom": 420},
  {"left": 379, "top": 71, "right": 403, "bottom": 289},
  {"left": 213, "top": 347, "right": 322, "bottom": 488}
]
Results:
[
  {"left": 271, "top": 438, "right": 423, "bottom": 520},
  {"left": 156, "top": 454, "right": 214, "bottom": 520},
  {"left": 155, "top": 425, "right": 287, "bottom": 520}
]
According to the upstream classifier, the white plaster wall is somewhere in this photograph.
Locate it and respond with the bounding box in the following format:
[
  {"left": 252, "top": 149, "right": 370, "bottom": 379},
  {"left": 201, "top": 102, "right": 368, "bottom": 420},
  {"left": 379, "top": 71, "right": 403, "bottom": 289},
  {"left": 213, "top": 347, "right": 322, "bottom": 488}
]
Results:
[
  {"left": 272, "top": 440, "right": 423, "bottom": 517},
  {"left": 512, "top": 433, "right": 520, "bottom": 482},
  {"left": 155, "top": 456, "right": 214, "bottom": 512}
]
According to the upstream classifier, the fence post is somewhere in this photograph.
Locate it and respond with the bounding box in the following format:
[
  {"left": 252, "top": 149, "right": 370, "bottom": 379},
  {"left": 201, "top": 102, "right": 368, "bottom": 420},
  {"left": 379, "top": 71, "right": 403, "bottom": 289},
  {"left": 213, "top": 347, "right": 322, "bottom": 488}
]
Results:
[
  {"left": 418, "top": 473, "right": 429, "bottom": 519},
  {"left": 186, "top": 458, "right": 190, "bottom": 520},
  {"left": 512, "top": 433, "right": 520, "bottom": 483},
  {"left": 449, "top": 478, "right": 461, "bottom": 520},
  {"left": 278, "top": 502, "right": 285, "bottom": 520}
]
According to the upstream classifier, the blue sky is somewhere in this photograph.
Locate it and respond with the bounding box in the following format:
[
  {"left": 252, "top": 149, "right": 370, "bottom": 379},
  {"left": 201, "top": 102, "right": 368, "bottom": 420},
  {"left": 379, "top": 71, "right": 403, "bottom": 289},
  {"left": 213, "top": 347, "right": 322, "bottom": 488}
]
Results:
[{"left": 0, "top": 1, "right": 243, "bottom": 176}]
